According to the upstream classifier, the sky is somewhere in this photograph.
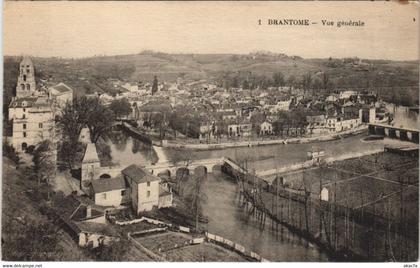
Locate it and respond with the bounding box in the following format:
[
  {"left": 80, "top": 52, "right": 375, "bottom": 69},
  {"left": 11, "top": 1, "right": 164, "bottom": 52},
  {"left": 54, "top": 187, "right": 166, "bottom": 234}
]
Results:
[{"left": 3, "top": 1, "right": 419, "bottom": 60}]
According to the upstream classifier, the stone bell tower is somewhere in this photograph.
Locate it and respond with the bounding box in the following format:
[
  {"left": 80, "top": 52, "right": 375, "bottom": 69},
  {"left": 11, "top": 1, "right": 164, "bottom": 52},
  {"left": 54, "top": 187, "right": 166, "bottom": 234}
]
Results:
[
  {"left": 16, "top": 57, "right": 36, "bottom": 98},
  {"left": 81, "top": 142, "right": 101, "bottom": 192}
]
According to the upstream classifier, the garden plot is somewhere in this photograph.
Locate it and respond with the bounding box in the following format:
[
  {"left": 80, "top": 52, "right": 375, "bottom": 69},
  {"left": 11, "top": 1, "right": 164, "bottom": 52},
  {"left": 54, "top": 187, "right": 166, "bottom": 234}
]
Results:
[
  {"left": 165, "top": 242, "right": 248, "bottom": 262},
  {"left": 133, "top": 231, "right": 193, "bottom": 253}
]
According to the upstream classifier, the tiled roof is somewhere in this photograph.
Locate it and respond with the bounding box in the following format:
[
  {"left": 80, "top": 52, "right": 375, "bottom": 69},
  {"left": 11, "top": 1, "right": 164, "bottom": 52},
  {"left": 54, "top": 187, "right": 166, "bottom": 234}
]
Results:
[
  {"left": 91, "top": 177, "right": 127, "bottom": 193},
  {"left": 72, "top": 205, "right": 105, "bottom": 221},
  {"left": 121, "top": 164, "right": 160, "bottom": 184},
  {"left": 75, "top": 222, "right": 120, "bottom": 237},
  {"left": 20, "top": 57, "right": 33, "bottom": 66},
  {"left": 52, "top": 194, "right": 81, "bottom": 219},
  {"left": 50, "top": 82, "right": 73, "bottom": 93}
]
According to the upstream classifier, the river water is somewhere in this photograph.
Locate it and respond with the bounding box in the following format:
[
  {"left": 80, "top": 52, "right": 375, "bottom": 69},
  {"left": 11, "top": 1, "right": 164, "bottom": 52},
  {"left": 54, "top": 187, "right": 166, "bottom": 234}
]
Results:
[
  {"left": 386, "top": 103, "right": 419, "bottom": 130},
  {"left": 106, "top": 105, "right": 418, "bottom": 261},
  {"left": 202, "top": 172, "right": 328, "bottom": 261}
]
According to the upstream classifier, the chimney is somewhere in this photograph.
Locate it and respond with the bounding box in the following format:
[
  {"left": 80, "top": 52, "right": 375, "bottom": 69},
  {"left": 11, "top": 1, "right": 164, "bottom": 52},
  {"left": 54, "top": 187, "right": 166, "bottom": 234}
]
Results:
[{"left": 86, "top": 206, "right": 92, "bottom": 218}]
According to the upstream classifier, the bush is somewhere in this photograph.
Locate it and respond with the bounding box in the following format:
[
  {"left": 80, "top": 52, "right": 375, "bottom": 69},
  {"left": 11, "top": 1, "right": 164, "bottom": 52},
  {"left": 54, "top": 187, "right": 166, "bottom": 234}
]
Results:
[{"left": 3, "top": 142, "right": 20, "bottom": 165}]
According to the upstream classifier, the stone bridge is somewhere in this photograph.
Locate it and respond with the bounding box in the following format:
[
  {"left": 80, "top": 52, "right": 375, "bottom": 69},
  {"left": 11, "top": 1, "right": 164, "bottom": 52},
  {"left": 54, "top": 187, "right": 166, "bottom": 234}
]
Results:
[
  {"left": 144, "top": 157, "right": 247, "bottom": 178},
  {"left": 368, "top": 123, "right": 419, "bottom": 143},
  {"left": 91, "top": 157, "right": 247, "bottom": 180}
]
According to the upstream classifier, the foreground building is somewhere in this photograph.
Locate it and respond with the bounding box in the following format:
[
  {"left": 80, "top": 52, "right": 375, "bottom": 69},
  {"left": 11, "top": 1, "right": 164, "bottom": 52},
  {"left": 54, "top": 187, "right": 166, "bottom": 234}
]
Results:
[
  {"left": 7, "top": 57, "right": 73, "bottom": 151},
  {"left": 8, "top": 57, "right": 55, "bottom": 151},
  {"left": 81, "top": 142, "right": 173, "bottom": 214}
]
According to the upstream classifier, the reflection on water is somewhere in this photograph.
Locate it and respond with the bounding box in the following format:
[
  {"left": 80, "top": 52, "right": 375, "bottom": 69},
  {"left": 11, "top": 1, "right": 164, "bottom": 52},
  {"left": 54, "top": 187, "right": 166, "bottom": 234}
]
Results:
[
  {"left": 387, "top": 104, "right": 420, "bottom": 130},
  {"left": 202, "top": 173, "right": 328, "bottom": 261},
  {"left": 106, "top": 131, "right": 157, "bottom": 166}
]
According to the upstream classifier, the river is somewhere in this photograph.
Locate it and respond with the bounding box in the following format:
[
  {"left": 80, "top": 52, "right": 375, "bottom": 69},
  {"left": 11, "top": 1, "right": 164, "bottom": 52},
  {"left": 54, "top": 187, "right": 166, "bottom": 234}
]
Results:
[
  {"left": 105, "top": 105, "right": 418, "bottom": 261},
  {"left": 201, "top": 172, "right": 328, "bottom": 261},
  {"left": 386, "top": 103, "right": 419, "bottom": 130}
]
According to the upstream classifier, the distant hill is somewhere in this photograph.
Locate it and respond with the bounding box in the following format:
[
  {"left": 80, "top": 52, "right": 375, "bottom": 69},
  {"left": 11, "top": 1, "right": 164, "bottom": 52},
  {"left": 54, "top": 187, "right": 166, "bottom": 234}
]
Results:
[{"left": 3, "top": 51, "right": 419, "bottom": 106}]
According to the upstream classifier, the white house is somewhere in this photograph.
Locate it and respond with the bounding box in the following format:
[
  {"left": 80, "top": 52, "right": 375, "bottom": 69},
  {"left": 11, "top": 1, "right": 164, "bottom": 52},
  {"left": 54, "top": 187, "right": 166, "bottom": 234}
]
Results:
[
  {"left": 91, "top": 177, "right": 130, "bottom": 207},
  {"left": 339, "top": 90, "right": 358, "bottom": 100},
  {"left": 228, "top": 122, "right": 252, "bottom": 137},
  {"left": 325, "top": 94, "right": 338, "bottom": 102},
  {"left": 260, "top": 121, "right": 273, "bottom": 135},
  {"left": 122, "top": 164, "right": 162, "bottom": 214},
  {"left": 8, "top": 96, "right": 54, "bottom": 151}
]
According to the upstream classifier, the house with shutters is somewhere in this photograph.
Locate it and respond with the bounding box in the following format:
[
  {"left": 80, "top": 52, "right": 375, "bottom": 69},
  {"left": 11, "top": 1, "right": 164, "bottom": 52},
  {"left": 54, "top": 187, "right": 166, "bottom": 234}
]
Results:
[{"left": 121, "top": 164, "right": 162, "bottom": 214}]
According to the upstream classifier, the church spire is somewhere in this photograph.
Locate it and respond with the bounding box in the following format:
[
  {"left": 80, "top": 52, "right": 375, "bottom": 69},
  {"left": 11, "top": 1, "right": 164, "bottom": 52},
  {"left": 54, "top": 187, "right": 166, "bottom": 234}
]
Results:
[{"left": 16, "top": 57, "right": 36, "bottom": 98}]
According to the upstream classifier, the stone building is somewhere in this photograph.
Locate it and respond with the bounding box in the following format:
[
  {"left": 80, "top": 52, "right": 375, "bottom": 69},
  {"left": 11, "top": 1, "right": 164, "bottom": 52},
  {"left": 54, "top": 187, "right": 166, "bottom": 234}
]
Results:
[
  {"left": 81, "top": 143, "right": 102, "bottom": 191},
  {"left": 7, "top": 57, "right": 67, "bottom": 152},
  {"left": 8, "top": 96, "right": 54, "bottom": 151},
  {"left": 48, "top": 82, "right": 74, "bottom": 111}
]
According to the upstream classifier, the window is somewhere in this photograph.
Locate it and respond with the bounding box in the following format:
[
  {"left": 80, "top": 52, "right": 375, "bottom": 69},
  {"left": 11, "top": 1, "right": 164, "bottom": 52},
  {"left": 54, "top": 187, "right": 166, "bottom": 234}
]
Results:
[
  {"left": 39, "top": 123, "right": 43, "bottom": 128},
  {"left": 23, "top": 124, "right": 26, "bottom": 130},
  {"left": 101, "top": 193, "right": 107, "bottom": 200},
  {"left": 147, "top": 181, "right": 150, "bottom": 187},
  {"left": 22, "top": 114, "right": 25, "bottom": 119},
  {"left": 121, "top": 190, "right": 126, "bottom": 196},
  {"left": 23, "top": 75, "right": 27, "bottom": 82},
  {"left": 23, "top": 108, "right": 26, "bottom": 112},
  {"left": 147, "top": 191, "right": 150, "bottom": 197},
  {"left": 23, "top": 132, "right": 27, "bottom": 138}
]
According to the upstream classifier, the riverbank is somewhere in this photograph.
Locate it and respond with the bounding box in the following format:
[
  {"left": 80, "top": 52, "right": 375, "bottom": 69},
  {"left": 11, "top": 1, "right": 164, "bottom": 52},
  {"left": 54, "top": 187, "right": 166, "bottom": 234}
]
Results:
[
  {"left": 161, "top": 125, "right": 368, "bottom": 150},
  {"left": 257, "top": 147, "right": 384, "bottom": 177}
]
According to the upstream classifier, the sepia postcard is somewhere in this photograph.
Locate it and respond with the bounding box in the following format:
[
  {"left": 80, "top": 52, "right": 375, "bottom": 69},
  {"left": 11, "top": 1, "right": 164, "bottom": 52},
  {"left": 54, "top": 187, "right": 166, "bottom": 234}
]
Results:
[{"left": 1, "top": 0, "right": 419, "bottom": 265}]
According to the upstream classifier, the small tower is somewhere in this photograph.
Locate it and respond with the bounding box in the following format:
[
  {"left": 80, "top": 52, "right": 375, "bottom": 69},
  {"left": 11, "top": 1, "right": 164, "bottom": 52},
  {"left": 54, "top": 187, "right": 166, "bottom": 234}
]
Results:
[
  {"left": 81, "top": 143, "right": 101, "bottom": 192},
  {"left": 16, "top": 57, "right": 36, "bottom": 98}
]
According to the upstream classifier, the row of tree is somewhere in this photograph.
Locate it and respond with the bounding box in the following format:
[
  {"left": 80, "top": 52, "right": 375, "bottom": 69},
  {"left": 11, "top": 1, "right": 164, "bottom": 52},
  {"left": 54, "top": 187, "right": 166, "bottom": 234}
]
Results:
[{"left": 218, "top": 71, "right": 335, "bottom": 92}]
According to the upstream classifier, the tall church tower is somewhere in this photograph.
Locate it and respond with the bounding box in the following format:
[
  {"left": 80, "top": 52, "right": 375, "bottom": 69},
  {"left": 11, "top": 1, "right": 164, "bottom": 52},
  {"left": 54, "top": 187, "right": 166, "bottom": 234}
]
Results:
[{"left": 16, "top": 57, "right": 36, "bottom": 98}]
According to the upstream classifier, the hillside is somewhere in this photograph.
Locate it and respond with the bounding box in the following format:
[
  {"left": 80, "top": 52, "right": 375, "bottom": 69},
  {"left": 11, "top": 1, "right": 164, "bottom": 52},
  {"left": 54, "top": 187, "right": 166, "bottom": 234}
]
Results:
[{"left": 3, "top": 51, "right": 419, "bottom": 105}]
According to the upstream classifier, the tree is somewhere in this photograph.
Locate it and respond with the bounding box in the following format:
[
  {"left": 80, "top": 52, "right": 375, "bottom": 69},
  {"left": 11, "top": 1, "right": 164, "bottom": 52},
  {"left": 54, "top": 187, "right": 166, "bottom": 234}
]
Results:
[
  {"left": 302, "top": 72, "right": 313, "bottom": 93},
  {"left": 185, "top": 167, "right": 207, "bottom": 230},
  {"left": 250, "top": 112, "right": 266, "bottom": 135},
  {"left": 322, "top": 72, "right": 331, "bottom": 92},
  {"left": 3, "top": 142, "right": 20, "bottom": 165},
  {"left": 33, "top": 140, "right": 56, "bottom": 194},
  {"left": 152, "top": 75, "right": 158, "bottom": 95},
  {"left": 57, "top": 97, "right": 91, "bottom": 145},
  {"left": 287, "top": 75, "right": 296, "bottom": 89},
  {"left": 272, "top": 72, "right": 285, "bottom": 88},
  {"left": 85, "top": 98, "right": 115, "bottom": 143},
  {"left": 57, "top": 97, "right": 92, "bottom": 168},
  {"left": 109, "top": 98, "right": 132, "bottom": 119}
]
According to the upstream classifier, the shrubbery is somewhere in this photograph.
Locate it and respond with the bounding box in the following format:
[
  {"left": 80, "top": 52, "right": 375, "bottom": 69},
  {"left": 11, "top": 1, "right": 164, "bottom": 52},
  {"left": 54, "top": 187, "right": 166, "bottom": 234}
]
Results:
[{"left": 3, "top": 142, "right": 20, "bottom": 165}]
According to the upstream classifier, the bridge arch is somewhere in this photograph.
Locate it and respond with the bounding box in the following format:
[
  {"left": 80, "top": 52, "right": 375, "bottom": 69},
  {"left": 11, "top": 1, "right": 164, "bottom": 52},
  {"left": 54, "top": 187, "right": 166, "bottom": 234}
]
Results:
[
  {"left": 99, "top": 173, "right": 111, "bottom": 179},
  {"left": 176, "top": 167, "right": 190, "bottom": 180},
  {"left": 211, "top": 164, "right": 222, "bottom": 174},
  {"left": 194, "top": 165, "right": 208, "bottom": 176}
]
